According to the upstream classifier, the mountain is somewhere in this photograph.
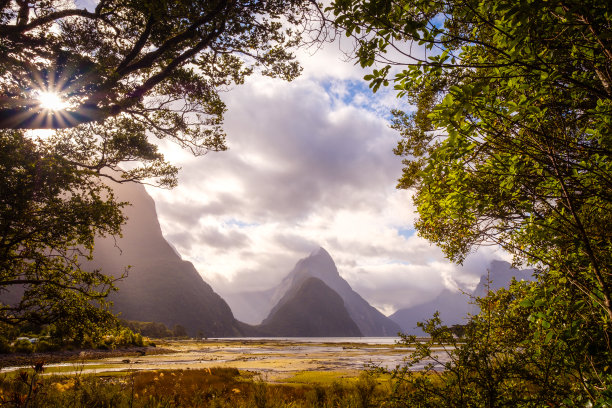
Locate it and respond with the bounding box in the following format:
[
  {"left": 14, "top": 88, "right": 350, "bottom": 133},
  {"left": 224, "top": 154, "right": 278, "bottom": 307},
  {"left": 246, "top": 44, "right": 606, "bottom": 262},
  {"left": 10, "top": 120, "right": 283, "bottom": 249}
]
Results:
[
  {"left": 473, "top": 260, "right": 534, "bottom": 298},
  {"left": 226, "top": 247, "right": 401, "bottom": 336},
  {"left": 389, "top": 289, "right": 471, "bottom": 335},
  {"left": 222, "top": 288, "right": 276, "bottom": 326},
  {"left": 86, "top": 179, "right": 248, "bottom": 337},
  {"left": 258, "top": 277, "right": 362, "bottom": 337},
  {"left": 390, "top": 260, "right": 535, "bottom": 334}
]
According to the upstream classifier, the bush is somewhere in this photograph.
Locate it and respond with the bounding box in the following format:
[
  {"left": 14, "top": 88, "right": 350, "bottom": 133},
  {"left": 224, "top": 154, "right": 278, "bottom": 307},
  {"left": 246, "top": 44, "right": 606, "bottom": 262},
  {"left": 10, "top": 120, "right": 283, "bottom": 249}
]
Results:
[
  {"left": 13, "top": 338, "right": 33, "bottom": 353},
  {"left": 354, "top": 371, "right": 376, "bottom": 408},
  {"left": 121, "top": 320, "right": 174, "bottom": 338},
  {"left": 35, "top": 338, "right": 60, "bottom": 353},
  {"left": 327, "top": 381, "right": 347, "bottom": 407},
  {"left": 306, "top": 383, "right": 326, "bottom": 408},
  {"left": 132, "top": 333, "right": 144, "bottom": 347},
  {"left": 0, "top": 337, "right": 11, "bottom": 353}
]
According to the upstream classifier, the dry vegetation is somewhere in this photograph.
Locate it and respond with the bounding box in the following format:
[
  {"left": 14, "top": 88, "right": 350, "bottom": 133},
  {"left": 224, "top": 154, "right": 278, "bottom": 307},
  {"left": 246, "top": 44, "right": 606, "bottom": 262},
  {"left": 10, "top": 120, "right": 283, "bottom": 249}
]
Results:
[{"left": 0, "top": 365, "right": 395, "bottom": 407}]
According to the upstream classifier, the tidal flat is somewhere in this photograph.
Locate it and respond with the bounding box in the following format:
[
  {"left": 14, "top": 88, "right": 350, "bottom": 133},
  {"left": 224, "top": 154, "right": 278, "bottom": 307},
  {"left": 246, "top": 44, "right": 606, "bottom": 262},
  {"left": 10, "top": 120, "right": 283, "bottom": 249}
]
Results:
[{"left": 0, "top": 338, "right": 450, "bottom": 382}]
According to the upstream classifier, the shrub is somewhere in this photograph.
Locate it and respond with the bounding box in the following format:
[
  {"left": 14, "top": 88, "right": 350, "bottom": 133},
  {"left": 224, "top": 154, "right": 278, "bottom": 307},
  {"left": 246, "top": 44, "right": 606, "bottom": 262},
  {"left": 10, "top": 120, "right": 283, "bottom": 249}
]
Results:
[
  {"left": 306, "top": 383, "right": 326, "bottom": 408},
  {"left": 0, "top": 337, "right": 11, "bottom": 353},
  {"left": 35, "top": 338, "right": 60, "bottom": 353},
  {"left": 13, "top": 338, "right": 33, "bottom": 353},
  {"left": 354, "top": 371, "right": 376, "bottom": 408},
  {"left": 327, "top": 381, "right": 347, "bottom": 406}
]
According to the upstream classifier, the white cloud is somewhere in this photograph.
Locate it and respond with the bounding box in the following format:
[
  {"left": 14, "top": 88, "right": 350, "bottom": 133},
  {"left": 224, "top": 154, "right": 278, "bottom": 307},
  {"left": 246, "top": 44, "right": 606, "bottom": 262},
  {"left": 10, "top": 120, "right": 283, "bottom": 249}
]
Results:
[{"left": 146, "top": 38, "right": 504, "bottom": 316}]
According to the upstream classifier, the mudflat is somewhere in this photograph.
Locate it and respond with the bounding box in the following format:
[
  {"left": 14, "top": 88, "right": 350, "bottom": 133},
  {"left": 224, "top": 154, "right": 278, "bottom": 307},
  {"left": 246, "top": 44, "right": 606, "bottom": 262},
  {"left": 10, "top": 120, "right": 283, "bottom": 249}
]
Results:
[
  {"left": 0, "top": 339, "right": 449, "bottom": 380},
  {"left": 1, "top": 339, "right": 454, "bottom": 382}
]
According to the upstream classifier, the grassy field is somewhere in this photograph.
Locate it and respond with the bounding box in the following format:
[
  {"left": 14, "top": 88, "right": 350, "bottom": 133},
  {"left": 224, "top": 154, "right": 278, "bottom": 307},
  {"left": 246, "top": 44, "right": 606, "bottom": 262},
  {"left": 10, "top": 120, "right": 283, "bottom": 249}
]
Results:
[{"left": 0, "top": 365, "right": 395, "bottom": 407}]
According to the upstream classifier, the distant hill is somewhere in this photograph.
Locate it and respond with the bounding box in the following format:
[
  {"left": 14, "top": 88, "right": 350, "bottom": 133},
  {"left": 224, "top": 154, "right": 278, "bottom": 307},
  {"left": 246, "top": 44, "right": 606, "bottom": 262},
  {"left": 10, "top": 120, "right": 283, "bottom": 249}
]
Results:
[
  {"left": 86, "top": 179, "right": 248, "bottom": 337},
  {"left": 389, "top": 289, "right": 471, "bottom": 335},
  {"left": 258, "top": 277, "right": 362, "bottom": 337},
  {"left": 390, "top": 260, "right": 535, "bottom": 335},
  {"left": 473, "top": 260, "right": 534, "bottom": 297},
  {"left": 226, "top": 248, "right": 401, "bottom": 336}
]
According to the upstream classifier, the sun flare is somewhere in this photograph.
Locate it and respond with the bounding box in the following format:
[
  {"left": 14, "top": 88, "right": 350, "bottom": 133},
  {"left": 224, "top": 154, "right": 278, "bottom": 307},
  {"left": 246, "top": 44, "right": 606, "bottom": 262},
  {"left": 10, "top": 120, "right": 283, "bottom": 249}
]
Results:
[{"left": 36, "top": 91, "right": 68, "bottom": 111}]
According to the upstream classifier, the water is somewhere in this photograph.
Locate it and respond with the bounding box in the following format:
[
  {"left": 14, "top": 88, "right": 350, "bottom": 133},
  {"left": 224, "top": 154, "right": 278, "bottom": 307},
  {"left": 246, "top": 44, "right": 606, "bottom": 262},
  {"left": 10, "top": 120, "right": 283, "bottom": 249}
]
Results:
[
  {"left": 208, "top": 337, "right": 405, "bottom": 345},
  {"left": 0, "top": 337, "right": 448, "bottom": 376}
]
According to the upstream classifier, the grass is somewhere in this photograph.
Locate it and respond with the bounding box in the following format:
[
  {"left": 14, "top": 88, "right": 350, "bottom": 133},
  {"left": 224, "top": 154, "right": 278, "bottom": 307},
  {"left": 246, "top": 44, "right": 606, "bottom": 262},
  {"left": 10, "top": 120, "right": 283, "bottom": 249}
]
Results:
[
  {"left": 282, "top": 370, "right": 359, "bottom": 385},
  {"left": 3, "top": 362, "right": 132, "bottom": 377},
  {"left": 0, "top": 339, "right": 416, "bottom": 406},
  {"left": 0, "top": 365, "right": 394, "bottom": 407}
]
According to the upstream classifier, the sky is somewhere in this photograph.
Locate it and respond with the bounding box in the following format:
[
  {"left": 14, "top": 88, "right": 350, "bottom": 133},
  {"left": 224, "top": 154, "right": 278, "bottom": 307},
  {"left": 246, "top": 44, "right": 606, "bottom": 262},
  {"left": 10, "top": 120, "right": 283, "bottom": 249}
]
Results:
[{"left": 144, "top": 36, "right": 508, "bottom": 316}]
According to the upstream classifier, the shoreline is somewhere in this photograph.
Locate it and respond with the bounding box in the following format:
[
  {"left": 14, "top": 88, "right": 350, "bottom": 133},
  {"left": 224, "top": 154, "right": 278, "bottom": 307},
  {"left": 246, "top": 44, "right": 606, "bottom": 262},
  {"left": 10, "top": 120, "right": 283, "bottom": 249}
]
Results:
[
  {"left": 0, "top": 346, "right": 171, "bottom": 369},
  {"left": 0, "top": 338, "right": 445, "bottom": 378}
]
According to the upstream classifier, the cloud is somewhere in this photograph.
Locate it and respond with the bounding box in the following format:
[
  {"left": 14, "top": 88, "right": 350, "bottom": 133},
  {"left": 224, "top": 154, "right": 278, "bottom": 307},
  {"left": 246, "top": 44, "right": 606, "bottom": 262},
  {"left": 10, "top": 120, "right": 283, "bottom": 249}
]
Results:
[
  {"left": 197, "top": 226, "right": 251, "bottom": 251},
  {"left": 146, "top": 38, "right": 505, "bottom": 315},
  {"left": 345, "top": 261, "right": 453, "bottom": 315}
]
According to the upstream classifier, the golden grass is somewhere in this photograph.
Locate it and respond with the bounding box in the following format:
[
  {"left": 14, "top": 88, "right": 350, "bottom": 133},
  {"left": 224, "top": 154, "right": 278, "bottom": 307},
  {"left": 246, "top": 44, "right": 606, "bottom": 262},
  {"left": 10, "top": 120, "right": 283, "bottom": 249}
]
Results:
[{"left": 282, "top": 370, "right": 361, "bottom": 385}]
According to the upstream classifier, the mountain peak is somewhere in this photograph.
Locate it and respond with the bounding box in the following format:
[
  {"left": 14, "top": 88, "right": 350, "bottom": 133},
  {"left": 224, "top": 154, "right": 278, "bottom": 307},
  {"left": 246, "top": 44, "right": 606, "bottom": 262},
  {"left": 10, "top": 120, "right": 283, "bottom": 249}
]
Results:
[
  {"left": 295, "top": 247, "right": 338, "bottom": 279},
  {"left": 225, "top": 248, "right": 401, "bottom": 336},
  {"left": 279, "top": 248, "right": 400, "bottom": 336},
  {"left": 473, "top": 260, "right": 535, "bottom": 297},
  {"left": 259, "top": 277, "right": 362, "bottom": 337},
  {"left": 309, "top": 246, "right": 332, "bottom": 260},
  {"left": 302, "top": 247, "right": 335, "bottom": 266}
]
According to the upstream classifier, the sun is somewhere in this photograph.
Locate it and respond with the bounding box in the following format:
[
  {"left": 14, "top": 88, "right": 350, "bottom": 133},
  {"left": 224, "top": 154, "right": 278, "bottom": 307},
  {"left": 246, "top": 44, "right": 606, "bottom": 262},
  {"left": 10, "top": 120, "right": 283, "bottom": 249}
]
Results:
[{"left": 36, "top": 91, "right": 68, "bottom": 111}]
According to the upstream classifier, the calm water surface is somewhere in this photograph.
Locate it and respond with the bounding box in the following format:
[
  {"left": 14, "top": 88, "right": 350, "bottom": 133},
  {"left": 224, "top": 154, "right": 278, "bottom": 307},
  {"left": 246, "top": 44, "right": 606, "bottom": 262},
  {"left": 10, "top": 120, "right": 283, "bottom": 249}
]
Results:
[{"left": 209, "top": 337, "right": 405, "bottom": 344}]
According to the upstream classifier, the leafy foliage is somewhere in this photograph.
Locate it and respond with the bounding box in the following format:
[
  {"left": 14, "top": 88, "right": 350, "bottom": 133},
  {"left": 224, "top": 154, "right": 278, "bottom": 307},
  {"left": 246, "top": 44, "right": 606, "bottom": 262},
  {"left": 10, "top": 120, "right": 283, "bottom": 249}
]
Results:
[
  {"left": 0, "top": 0, "right": 324, "bottom": 340},
  {"left": 0, "top": 0, "right": 324, "bottom": 184},
  {"left": 331, "top": 0, "right": 612, "bottom": 404},
  {"left": 121, "top": 320, "right": 175, "bottom": 339},
  {"left": 332, "top": 0, "right": 611, "bottom": 314},
  {"left": 0, "top": 130, "right": 124, "bottom": 340},
  {"left": 0, "top": 0, "right": 320, "bottom": 148},
  {"left": 387, "top": 280, "right": 611, "bottom": 407}
]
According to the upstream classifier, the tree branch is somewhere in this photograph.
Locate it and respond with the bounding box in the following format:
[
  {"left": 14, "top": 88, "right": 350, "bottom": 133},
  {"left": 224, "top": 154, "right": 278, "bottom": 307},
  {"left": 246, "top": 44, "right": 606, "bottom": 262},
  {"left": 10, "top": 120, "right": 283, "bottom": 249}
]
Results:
[
  {"left": 116, "top": 0, "right": 229, "bottom": 76},
  {"left": 116, "top": 14, "right": 156, "bottom": 73},
  {"left": 1, "top": 8, "right": 101, "bottom": 35}
]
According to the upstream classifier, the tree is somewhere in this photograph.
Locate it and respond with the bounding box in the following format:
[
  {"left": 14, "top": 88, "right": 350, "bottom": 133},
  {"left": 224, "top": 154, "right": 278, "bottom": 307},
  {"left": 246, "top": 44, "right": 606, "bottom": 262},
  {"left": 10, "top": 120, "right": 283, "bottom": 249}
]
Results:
[
  {"left": 331, "top": 0, "right": 611, "bottom": 403},
  {"left": 0, "top": 0, "right": 323, "bottom": 338},
  {"left": 0, "top": 0, "right": 319, "bottom": 154},
  {"left": 389, "top": 279, "right": 610, "bottom": 407},
  {"left": 0, "top": 129, "right": 124, "bottom": 341},
  {"left": 331, "top": 0, "right": 611, "bottom": 320}
]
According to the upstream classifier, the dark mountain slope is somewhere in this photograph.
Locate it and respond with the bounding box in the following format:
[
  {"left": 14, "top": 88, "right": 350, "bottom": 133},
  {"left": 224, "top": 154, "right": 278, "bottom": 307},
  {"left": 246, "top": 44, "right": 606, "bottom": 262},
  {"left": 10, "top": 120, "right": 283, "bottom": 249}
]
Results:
[
  {"left": 227, "top": 248, "right": 401, "bottom": 336},
  {"left": 87, "top": 180, "right": 246, "bottom": 337},
  {"left": 473, "top": 260, "right": 534, "bottom": 298},
  {"left": 389, "top": 289, "right": 471, "bottom": 335},
  {"left": 258, "top": 277, "right": 362, "bottom": 337}
]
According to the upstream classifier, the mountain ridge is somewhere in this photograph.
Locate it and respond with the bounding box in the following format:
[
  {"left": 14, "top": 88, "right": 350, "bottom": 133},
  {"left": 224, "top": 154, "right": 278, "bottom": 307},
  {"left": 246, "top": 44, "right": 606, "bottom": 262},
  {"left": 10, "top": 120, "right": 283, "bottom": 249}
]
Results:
[
  {"left": 390, "top": 260, "right": 535, "bottom": 334},
  {"left": 85, "top": 180, "right": 249, "bottom": 337},
  {"left": 257, "top": 277, "right": 362, "bottom": 337},
  {"left": 226, "top": 247, "right": 401, "bottom": 336}
]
